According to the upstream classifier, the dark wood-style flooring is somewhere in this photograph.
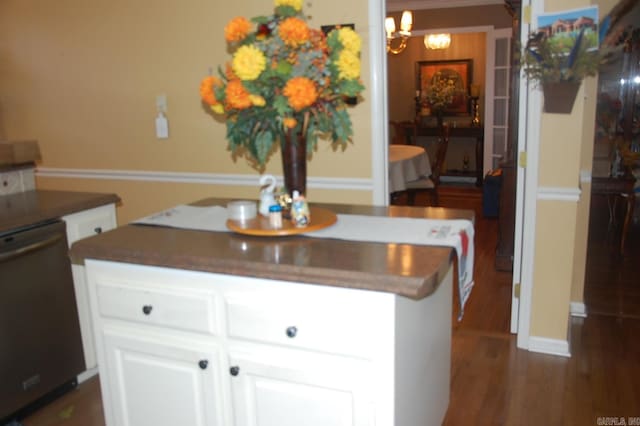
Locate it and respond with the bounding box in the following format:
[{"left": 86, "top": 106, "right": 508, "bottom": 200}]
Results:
[{"left": 14, "top": 186, "right": 640, "bottom": 426}]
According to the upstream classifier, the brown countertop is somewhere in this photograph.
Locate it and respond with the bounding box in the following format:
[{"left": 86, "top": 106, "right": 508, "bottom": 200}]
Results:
[
  {"left": 70, "top": 198, "right": 473, "bottom": 300},
  {"left": 0, "top": 189, "right": 121, "bottom": 233}
]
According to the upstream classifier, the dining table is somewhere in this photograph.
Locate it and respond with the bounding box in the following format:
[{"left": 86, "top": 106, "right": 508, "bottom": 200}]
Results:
[{"left": 388, "top": 144, "right": 432, "bottom": 193}]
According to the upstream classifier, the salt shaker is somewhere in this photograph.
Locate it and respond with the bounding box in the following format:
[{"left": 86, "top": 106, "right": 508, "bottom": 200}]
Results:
[
  {"left": 268, "top": 204, "right": 283, "bottom": 229},
  {"left": 290, "top": 190, "right": 310, "bottom": 228}
]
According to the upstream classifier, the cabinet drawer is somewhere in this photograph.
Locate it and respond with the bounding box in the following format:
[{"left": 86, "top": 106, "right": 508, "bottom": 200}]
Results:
[
  {"left": 225, "top": 293, "right": 378, "bottom": 358},
  {"left": 97, "top": 282, "right": 218, "bottom": 335},
  {"left": 63, "top": 204, "right": 117, "bottom": 245},
  {"left": 0, "top": 170, "right": 21, "bottom": 195}
]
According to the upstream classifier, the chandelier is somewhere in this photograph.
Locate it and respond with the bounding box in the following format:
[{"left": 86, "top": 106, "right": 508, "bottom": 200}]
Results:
[
  {"left": 385, "top": 10, "right": 413, "bottom": 54},
  {"left": 424, "top": 33, "right": 451, "bottom": 50}
]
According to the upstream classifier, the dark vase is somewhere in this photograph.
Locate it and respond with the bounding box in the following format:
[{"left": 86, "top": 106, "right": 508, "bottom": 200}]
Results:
[
  {"left": 542, "top": 82, "right": 581, "bottom": 114},
  {"left": 281, "top": 129, "right": 307, "bottom": 196}
]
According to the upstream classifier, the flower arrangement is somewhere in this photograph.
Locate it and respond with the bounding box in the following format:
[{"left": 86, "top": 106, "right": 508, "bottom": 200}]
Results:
[
  {"left": 199, "top": 0, "right": 364, "bottom": 168},
  {"left": 423, "top": 71, "right": 459, "bottom": 112},
  {"left": 520, "top": 28, "right": 600, "bottom": 86}
]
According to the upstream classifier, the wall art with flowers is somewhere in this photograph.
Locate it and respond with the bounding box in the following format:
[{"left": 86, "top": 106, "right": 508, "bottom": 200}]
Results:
[{"left": 199, "top": 0, "right": 365, "bottom": 170}]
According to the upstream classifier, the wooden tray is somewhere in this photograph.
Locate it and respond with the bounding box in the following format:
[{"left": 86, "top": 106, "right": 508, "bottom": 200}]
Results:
[{"left": 226, "top": 206, "right": 337, "bottom": 237}]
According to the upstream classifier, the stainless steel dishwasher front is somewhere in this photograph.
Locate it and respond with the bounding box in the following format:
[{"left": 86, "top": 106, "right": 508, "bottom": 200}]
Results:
[{"left": 0, "top": 219, "right": 84, "bottom": 423}]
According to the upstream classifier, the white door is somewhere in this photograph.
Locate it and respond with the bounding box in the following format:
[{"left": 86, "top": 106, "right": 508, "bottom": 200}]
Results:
[
  {"left": 485, "top": 28, "right": 513, "bottom": 174},
  {"left": 102, "top": 329, "right": 228, "bottom": 426},
  {"left": 228, "top": 348, "right": 373, "bottom": 426}
]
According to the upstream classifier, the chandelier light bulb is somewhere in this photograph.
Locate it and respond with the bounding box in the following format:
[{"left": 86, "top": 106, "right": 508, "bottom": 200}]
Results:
[
  {"left": 385, "top": 17, "right": 396, "bottom": 38},
  {"left": 424, "top": 33, "right": 451, "bottom": 50},
  {"left": 400, "top": 10, "right": 413, "bottom": 34},
  {"left": 385, "top": 10, "right": 413, "bottom": 54}
]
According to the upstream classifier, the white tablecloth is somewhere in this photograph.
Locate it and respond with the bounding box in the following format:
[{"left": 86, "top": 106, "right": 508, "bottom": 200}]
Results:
[
  {"left": 389, "top": 144, "right": 432, "bottom": 193},
  {"left": 135, "top": 205, "right": 475, "bottom": 319}
]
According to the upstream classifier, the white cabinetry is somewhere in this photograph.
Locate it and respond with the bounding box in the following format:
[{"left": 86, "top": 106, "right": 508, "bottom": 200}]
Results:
[
  {"left": 85, "top": 259, "right": 453, "bottom": 426},
  {"left": 102, "top": 328, "right": 227, "bottom": 426},
  {"left": 62, "top": 204, "right": 117, "bottom": 381}
]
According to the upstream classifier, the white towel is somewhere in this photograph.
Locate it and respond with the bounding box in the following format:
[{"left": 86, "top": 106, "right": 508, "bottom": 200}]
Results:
[{"left": 135, "top": 205, "right": 474, "bottom": 318}]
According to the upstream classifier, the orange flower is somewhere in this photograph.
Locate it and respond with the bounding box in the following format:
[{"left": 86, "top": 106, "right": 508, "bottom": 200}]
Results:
[
  {"left": 278, "top": 17, "right": 310, "bottom": 47},
  {"left": 225, "top": 62, "right": 237, "bottom": 80},
  {"left": 283, "top": 117, "right": 297, "bottom": 129},
  {"left": 199, "top": 76, "right": 223, "bottom": 106},
  {"left": 225, "top": 79, "right": 252, "bottom": 110},
  {"left": 283, "top": 77, "right": 317, "bottom": 111},
  {"left": 224, "top": 17, "right": 251, "bottom": 43}
]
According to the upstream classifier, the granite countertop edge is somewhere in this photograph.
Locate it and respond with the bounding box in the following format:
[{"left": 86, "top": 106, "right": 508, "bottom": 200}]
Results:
[
  {"left": 0, "top": 189, "right": 121, "bottom": 233},
  {"left": 70, "top": 222, "right": 456, "bottom": 300}
]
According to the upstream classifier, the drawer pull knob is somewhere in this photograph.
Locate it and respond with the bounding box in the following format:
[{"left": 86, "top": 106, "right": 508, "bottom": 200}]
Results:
[
  {"left": 198, "top": 360, "right": 208, "bottom": 370},
  {"left": 286, "top": 326, "right": 298, "bottom": 338},
  {"left": 94, "top": 226, "right": 103, "bottom": 234},
  {"left": 142, "top": 305, "right": 153, "bottom": 315},
  {"left": 229, "top": 366, "right": 240, "bottom": 376}
]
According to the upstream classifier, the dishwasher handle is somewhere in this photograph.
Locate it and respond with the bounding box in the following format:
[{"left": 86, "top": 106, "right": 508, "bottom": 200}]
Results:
[{"left": 0, "top": 233, "right": 65, "bottom": 263}]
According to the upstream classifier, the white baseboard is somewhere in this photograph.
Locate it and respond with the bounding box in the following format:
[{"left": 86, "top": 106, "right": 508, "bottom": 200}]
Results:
[
  {"left": 77, "top": 366, "right": 99, "bottom": 383},
  {"left": 570, "top": 302, "right": 587, "bottom": 318},
  {"left": 528, "top": 336, "right": 571, "bottom": 357}
]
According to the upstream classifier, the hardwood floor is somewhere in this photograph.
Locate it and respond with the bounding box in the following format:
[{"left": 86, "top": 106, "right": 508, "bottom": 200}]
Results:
[{"left": 11, "top": 186, "right": 640, "bottom": 426}]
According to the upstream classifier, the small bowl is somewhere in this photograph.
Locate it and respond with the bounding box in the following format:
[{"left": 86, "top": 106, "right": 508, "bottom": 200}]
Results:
[{"left": 227, "top": 200, "right": 257, "bottom": 222}]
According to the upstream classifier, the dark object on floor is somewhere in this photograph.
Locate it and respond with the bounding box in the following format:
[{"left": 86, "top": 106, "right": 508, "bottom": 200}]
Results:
[{"left": 482, "top": 169, "right": 502, "bottom": 217}]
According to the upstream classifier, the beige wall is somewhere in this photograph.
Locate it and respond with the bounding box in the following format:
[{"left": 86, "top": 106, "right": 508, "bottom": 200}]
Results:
[
  {"left": 529, "top": 0, "right": 611, "bottom": 343},
  {"left": 35, "top": 177, "right": 370, "bottom": 224},
  {"left": 0, "top": 0, "right": 373, "bottom": 221}
]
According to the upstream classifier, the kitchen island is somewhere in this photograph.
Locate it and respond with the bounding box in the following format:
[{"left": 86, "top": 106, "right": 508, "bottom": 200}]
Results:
[{"left": 70, "top": 198, "right": 473, "bottom": 426}]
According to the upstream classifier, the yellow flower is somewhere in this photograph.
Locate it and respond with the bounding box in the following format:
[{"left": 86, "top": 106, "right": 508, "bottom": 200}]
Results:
[
  {"left": 199, "top": 76, "right": 223, "bottom": 107},
  {"left": 211, "top": 104, "right": 224, "bottom": 114},
  {"left": 275, "top": 0, "right": 303, "bottom": 11},
  {"left": 224, "top": 17, "right": 252, "bottom": 43},
  {"left": 225, "top": 80, "right": 252, "bottom": 110},
  {"left": 232, "top": 45, "right": 266, "bottom": 81},
  {"left": 337, "top": 27, "right": 361, "bottom": 54},
  {"left": 283, "top": 77, "right": 318, "bottom": 111},
  {"left": 249, "top": 94, "right": 266, "bottom": 107},
  {"left": 283, "top": 117, "right": 298, "bottom": 129},
  {"left": 278, "top": 17, "right": 310, "bottom": 47},
  {"left": 336, "top": 50, "right": 360, "bottom": 80}
]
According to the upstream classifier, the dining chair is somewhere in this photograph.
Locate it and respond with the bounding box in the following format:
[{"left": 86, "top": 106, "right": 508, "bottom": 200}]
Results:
[
  {"left": 405, "top": 124, "right": 450, "bottom": 206},
  {"left": 390, "top": 120, "right": 418, "bottom": 145}
]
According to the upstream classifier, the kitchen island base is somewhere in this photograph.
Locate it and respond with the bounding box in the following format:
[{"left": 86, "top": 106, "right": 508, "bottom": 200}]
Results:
[{"left": 85, "top": 259, "right": 453, "bottom": 426}]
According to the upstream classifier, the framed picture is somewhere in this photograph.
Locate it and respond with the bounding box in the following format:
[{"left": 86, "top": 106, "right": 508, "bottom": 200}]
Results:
[{"left": 416, "top": 59, "right": 473, "bottom": 115}]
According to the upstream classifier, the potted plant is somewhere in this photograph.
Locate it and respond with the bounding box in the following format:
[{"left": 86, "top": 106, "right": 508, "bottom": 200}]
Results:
[
  {"left": 520, "top": 27, "right": 601, "bottom": 113},
  {"left": 199, "top": 0, "right": 364, "bottom": 197},
  {"left": 422, "top": 72, "right": 461, "bottom": 128}
]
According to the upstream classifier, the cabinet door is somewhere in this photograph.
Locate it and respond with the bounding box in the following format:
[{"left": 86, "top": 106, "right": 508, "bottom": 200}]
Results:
[
  {"left": 102, "top": 329, "right": 228, "bottom": 426},
  {"left": 64, "top": 204, "right": 117, "bottom": 376},
  {"left": 229, "top": 348, "right": 373, "bottom": 426}
]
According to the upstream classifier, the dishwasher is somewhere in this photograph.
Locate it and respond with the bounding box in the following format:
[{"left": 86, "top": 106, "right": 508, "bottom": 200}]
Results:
[{"left": 0, "top": 219, "right": 85, "bottom": 424}]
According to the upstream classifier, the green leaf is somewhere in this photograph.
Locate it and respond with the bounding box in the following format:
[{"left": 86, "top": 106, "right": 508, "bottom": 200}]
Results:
[
  {"left": 253, "top": 130, "right": 274, "bottom": 165},
  {"left": 252, "top": 15, "right": 271, "bottom": 25},
  {"left": 326, "top": 30, "right": 341, "bottom": 51},
  {"left": 274, "top": 95, "right": 290, "bottom": 116},
  {"left": 338, "top": 80, "right": 365, "bottom": 97},
  {"left": 276, "top": 60, "right": 293, "bottom": 76},
  {"left": 274, "top": 6, "right": 298, "bottom": 18}
]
